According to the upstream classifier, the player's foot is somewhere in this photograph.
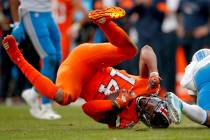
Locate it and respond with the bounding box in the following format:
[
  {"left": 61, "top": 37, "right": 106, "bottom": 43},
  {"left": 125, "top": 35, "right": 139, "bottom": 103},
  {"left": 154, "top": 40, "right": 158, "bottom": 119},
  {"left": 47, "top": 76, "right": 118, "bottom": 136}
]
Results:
[
  {"left": 40, "top": 104, "right": 61, "bottom": 120},
  {"left": 88, "top": 7, "right": 126, "bottom": 24},
  {"left": 2, "top": 35, "right": 23, "bottom": 64},
  {"left": 166, "top": 92, "right": 182, "bottom": 124},
  {"left": 113, "top": 89, "right": 133, "bottom": 109},
  {"left": 21, "top": 89, "right": 42, "bottom": 119}
]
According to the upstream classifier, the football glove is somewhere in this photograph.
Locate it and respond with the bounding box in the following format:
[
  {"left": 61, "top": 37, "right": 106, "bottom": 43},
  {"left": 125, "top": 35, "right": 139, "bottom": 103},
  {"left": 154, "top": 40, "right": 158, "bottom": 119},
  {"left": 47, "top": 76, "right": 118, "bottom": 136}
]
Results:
[{"left": 113, "top": 89, "right": 134, "bottom": 109}]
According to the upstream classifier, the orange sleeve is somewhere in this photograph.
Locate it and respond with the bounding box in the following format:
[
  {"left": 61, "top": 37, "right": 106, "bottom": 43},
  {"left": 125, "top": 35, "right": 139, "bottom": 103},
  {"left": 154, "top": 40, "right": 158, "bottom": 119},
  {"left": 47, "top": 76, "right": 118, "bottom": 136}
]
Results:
[
  {"left": 82, "top": 100, "right": 113, "bottom": 122},
  {"left": 132, "top": 78, "right": 159, "bottom": 97}
]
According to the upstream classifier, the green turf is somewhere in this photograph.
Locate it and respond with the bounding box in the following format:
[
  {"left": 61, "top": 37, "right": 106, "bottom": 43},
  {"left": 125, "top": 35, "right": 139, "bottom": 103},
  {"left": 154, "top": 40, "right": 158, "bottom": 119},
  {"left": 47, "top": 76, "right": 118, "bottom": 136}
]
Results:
[{"left": 0, "top": 105, "right": 209, "bottom": 140}]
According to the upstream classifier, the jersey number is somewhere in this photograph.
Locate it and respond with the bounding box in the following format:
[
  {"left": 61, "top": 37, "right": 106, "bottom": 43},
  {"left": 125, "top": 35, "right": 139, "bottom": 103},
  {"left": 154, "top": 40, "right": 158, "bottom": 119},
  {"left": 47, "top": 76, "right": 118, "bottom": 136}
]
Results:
[{"left": 98, "top": 69, "right": 135, "bottom": 95}]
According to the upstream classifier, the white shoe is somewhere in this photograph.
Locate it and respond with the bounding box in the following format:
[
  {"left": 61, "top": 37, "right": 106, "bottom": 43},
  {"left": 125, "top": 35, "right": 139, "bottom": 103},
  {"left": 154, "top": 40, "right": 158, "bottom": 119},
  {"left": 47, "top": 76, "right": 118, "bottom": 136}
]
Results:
[
  {"left": 166, "top": 92, "right": 182, "bottom": 124},
  {"left": 40, "top": 104, "right": 62, "bottom": 120},
  {"left": 22, "top": 89, "right": 61, "bottom": 120},
  {"left": 29, "top": 108, "right": 43, "bottom": 119},
  {"left": 21, "top": 89, "right": 42, "bottom": 119}
]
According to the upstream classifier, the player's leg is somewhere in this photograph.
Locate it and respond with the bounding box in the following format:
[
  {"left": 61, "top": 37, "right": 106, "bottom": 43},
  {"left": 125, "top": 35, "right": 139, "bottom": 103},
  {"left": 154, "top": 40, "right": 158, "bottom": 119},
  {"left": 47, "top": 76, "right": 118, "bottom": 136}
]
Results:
[
  {"left": 181, "top": 102, "right": 210, "bottom": 127},
  {"left": 48, "top": 14, "right": 62, "bottom": 63},
  {"left": 10, "top": 32, "right": 82, "bottom": 106},
  {"left": 138, "top": 45, "right": 160, "bottom": 92},
  {"left": 58, "top": 7, "right": 137, "bottom": 75},
  {"left": 55, "top": 7, "right": 138, "bottom": 103},
  {"left": 87, "top": 7, "right": 138, "bottom": 67},
  {"left": 21, "top": 11, "right": 61, "bottom": 119},
  {"left": 11, "top": 22, "right": 42, "bottom": 117},
  {"left": 2, "top": 35, "right": 58, "bottom": 101},
  {"left": 14, "top": 7, "right": 137, "bottom": 106},
  {"left": 166, "top": 92, "right": 209, "bottom": 126},
  {"left": 22, "top": 12, "right": 59, "bottom": 82},
  {"left": 193, "top": 65, "right": 210, "bottom": 127},
  {"left": 11, "top": 22, "right": 25, "bottom": 44},
  {"left": 61, "top": 7, "right": 137, "bottom": 75},
  {"left": 38, "top": 13, "right": 62, "bottom": 119},
  {"left": 2, "top": 35, "right": 73, "bottom": 107}
]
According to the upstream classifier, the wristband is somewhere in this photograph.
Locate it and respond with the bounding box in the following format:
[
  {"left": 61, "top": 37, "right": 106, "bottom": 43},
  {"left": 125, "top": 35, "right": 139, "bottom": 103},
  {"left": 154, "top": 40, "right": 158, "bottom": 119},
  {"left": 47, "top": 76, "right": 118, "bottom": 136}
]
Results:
[{"left": 149, "top": 72, "right": 159, "bottom": 77}]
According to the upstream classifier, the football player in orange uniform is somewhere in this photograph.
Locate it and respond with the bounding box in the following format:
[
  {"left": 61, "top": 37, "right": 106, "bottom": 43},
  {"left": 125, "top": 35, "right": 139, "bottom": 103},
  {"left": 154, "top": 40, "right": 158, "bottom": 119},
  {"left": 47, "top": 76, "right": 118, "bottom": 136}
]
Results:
[
  {"left": 54, "top": 0, "right": 88, "bottom": 61},
  {"left": 2, "top": 7, "right": 178, "bottom": 128}
]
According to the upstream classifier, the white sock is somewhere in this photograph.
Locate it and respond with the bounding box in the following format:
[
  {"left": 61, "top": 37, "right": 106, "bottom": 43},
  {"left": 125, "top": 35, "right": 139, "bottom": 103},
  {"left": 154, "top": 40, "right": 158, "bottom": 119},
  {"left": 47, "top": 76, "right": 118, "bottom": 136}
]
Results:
[
  {"left": 31, "top": 88, "right": 40, "bottom": 98},
  {"left": 181, "top": 101, "right": 207, "bottom": 124},
  {"left": 41, "top": 103, "right": 52, "bottom": 111},
  {"left": 27, "top": 88, "right": 40, "bottom": 111}
]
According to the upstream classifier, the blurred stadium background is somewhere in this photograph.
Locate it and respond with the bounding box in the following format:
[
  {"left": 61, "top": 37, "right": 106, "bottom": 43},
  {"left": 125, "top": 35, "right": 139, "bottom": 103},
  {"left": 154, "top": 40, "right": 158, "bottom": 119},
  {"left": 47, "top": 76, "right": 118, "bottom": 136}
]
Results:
[{"left": 0, "top": 0, "right": 210, "bottom": 139}]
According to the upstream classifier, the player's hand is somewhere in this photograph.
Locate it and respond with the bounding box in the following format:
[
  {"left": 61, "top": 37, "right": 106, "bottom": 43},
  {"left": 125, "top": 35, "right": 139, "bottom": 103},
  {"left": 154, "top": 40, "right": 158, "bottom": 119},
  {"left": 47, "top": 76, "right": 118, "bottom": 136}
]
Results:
[
  {"left": 149, "top": 76, "right": 160, "bottom": 89},
  {"left": 2, "top": 35, "right": 22, "bottom": 64},
  {"left": 148, "top": 75, "right": 161, "bottom": 94},
  {"left": 113, "top": 89, "right": 133, "bottom": 109}
]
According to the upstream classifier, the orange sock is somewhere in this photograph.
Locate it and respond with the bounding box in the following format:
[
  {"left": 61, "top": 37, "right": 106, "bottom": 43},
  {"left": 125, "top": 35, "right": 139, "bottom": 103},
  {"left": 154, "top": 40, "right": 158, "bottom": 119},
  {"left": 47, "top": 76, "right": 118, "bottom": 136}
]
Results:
[
  {"left": 98, "top": 21, "right": 136, "bottom": 50},
  {"left": 2, "top": 35, "right": 57, "bottom": 99}
]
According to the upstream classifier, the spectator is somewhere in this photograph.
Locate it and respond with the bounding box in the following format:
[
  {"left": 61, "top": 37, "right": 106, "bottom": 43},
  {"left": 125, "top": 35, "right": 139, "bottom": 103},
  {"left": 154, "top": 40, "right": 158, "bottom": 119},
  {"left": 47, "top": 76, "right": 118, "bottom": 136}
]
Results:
[
  {"left": 126, "top": 0, "right": 167, "bottom": 77},
  {"left": 53, "top": 0, "right": 88, "bottom": 61},
  {"left": 0, "top": 0, "right": 40, "bottom": 105},
  {"left": 161, "top": 0, "right": 180, "bottom": 92},
  {"left": 177, "top": 0, "right": 210, "bottom": 63},
  {"left": 0, "top": 0, "right": 14, "bottom": 104}
]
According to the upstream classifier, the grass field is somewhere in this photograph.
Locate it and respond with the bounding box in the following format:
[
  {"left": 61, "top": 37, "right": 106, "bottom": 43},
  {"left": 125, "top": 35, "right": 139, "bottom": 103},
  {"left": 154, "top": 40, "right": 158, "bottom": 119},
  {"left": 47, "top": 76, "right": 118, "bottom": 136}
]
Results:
[{"left": 0, "top": 105, "right": 209, "bottom": 140}]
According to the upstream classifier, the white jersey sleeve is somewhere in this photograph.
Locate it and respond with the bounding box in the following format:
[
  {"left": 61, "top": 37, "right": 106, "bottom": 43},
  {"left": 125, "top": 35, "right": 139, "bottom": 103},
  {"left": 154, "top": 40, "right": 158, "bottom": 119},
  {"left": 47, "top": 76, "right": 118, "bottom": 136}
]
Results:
[
  {"left": 181, "top": 49, "right": 210, "bottom": 91},
  {"left": 19, "top": 0, "right": 51, "bottom": 12},
  {"left": 180, "top": 61, "right": 197, "bottom": 91}
]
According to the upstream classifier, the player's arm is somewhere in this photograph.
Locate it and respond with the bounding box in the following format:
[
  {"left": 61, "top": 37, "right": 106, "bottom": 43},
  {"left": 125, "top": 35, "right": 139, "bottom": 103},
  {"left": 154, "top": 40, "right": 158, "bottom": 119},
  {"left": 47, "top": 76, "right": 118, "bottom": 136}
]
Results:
[
  {"left": 139, "top": 45, "right": 158, "bottom": 77},
  {"left": 82, "top": 89, "right": 134, "bottom": 122},
  {"left": 82, "top": 100, "right": 122, "bottom": 128},
  {"left": 82, "top": 100, "right": 114, "bottom": 122},
  {"left": 139, "top": 45, "right": 160, "bottom": 90}
]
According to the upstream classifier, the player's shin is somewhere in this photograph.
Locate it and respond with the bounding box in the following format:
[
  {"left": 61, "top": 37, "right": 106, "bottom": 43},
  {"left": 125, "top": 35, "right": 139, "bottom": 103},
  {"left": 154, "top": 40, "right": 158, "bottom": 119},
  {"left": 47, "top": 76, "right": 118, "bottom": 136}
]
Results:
[
  {"left": 98, "top": 21, "right": 137, "bottom": 53},
  {"left": 182, "top": 102, "right": 208, "bottom": 125},
  {"left": 88, "top": 7, "right": 137, "bottom": 55}
]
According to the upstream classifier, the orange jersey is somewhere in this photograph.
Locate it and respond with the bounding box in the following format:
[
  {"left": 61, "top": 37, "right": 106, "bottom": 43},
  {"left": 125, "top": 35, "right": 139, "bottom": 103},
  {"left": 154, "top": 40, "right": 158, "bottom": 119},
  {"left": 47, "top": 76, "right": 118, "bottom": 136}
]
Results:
[
  {"left": 80, "top": 67, "right": 143, "bottom": 128},
  {"left": 81, "top": 67, "right": 149, "bottom": 102},
  {"left": 55, "top": 0, "right": 73, "bottom": 32}
]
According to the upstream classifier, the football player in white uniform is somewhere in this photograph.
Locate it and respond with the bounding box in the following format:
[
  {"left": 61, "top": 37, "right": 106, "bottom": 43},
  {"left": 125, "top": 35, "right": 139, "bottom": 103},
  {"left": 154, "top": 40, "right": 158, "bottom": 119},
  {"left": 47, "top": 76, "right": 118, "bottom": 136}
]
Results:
[
  {"left": 10, "top": 0, "right": 61, "bottom": 120},
  {"left": 167, "top": 49, "right": 210, "bottom": 127}
]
